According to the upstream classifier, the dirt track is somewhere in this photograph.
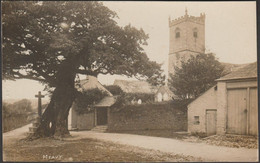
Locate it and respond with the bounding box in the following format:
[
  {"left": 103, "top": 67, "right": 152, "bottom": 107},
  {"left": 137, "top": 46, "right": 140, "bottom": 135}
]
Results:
[
  {"left": 69, "top": 130, "right": 258, "bottom": 162},
  {"left": 3, "top": 124, "right": 258, "bottom": 162}
]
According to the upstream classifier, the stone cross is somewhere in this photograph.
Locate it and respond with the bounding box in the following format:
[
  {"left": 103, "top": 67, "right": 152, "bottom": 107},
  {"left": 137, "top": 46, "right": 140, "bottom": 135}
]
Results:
[{"left": 35, "top": 91, "right": 45, "bottom": 118}]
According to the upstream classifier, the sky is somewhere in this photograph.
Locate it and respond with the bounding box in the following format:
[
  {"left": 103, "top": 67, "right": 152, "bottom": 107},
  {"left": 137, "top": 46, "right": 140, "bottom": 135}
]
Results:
[{"left": 2, "top": 1, "right": 257, "bottom": 100}]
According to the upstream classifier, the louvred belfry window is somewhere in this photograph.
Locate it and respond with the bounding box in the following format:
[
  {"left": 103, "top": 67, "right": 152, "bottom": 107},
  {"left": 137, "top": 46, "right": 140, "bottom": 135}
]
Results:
[{"left": 175, "top": 28, "right": 180, "bottom": 38}]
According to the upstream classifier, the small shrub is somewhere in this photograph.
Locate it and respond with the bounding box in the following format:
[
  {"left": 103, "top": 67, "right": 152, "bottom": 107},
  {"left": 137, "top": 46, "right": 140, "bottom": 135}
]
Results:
[
  {"left": 110, "top": 100, "right": 189, "bottom": 113},
  {"left": 2, "top": 99, "right": 33, "bottom": 132},
  {"left": 104, "top": 85, "right": 124, "bottom": 95},
  {"left": 191, "top": 132, "right": 207, "bottom": 138},
  {"left": 74, "top": 88, "right": 108, "bottom": 114}
]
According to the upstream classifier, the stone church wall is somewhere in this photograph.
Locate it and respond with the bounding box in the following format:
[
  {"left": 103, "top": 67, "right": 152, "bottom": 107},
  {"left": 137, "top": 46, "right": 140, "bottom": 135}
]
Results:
[
  {"left": 108, "top": 102, "right": 187, "bottom": 132},
  {"left": 168, "top": 50, "right": 199, "bottom": 75}
]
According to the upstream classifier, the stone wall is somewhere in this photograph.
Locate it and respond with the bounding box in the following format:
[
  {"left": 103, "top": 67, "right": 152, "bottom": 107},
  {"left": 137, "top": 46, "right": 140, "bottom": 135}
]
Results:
[
  {"left": 75, "top": 112, "right": 95, "bottom": 130},
  {"left": 108, "top": 102, "right": 187, "bottom": 131},
  {"left": 68, "top": 103, "right": 95, "bottom": 130}
]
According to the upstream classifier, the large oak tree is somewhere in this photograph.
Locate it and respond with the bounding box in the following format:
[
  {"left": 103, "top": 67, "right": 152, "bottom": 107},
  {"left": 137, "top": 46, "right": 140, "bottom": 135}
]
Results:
[{"left": 2, "top": 1, "right": 164, "bottom": 138}]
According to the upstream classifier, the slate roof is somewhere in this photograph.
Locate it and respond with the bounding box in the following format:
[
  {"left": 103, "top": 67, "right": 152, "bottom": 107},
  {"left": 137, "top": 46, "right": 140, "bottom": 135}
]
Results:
[
  {"left": 113, "top": 80, "right": 158, "bottom": 94},
  {"left": 217, "top": 62, "right": 257, "bottom": 81},
  {"left": 77, "top": 75, "right": 112, "bottom": 96},
  {"left": 221, "top": 62, "right": 249, "bottom": 75},
  {"left": 94, "top": 96, "right": 117, "bottom": 107}
]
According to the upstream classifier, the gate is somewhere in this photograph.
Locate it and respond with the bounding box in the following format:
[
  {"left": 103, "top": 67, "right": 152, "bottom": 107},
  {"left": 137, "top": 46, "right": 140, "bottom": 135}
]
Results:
[{"left": 227, "top": 88, "right": 258, "bottom": 135}]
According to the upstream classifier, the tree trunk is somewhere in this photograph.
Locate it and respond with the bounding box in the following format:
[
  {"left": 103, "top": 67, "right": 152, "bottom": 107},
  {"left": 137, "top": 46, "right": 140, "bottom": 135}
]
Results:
[
  {"left": 33, "top": 84, "right": 76, "bottom": 138},
  {"left": 32, "top": 59, "right": 78, "bottom": 138}
]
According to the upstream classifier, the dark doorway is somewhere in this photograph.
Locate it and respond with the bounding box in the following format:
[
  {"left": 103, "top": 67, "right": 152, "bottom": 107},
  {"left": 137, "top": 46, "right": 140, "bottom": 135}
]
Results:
[{"left": 96, "top": 107, "right": 108, "bottom": 125}]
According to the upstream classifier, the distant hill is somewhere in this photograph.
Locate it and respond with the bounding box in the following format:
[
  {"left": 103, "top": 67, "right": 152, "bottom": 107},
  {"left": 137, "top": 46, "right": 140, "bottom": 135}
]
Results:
[{"left": 3, "top": 98, "right": 49, "bottom": 110}]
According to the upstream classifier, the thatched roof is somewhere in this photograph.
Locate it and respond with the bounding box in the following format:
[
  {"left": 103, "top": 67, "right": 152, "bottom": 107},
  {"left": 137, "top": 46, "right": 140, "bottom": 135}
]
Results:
[
  {"left": 217, "top": 62, "right": 257, "bottom": 81},
  {"left": 77, "top": 76, "right": 112, "bottom": 96},
  {"left": 94, "top": 96, "right": 117, "bottom": 107},
  {"left": 113, "top": 80, "right": 158, "bottom": 94}
]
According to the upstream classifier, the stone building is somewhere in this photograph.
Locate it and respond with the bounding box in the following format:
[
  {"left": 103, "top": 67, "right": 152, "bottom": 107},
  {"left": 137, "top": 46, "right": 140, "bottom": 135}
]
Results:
[
  {"left": 168, "top": 9, "right": 205, "bottom": 76},
  {"left": 188, "top": 62, "right": 258, "bottom": 136},
  {"left": 68, "top": 76, "right": 116, "bottom": 131}
]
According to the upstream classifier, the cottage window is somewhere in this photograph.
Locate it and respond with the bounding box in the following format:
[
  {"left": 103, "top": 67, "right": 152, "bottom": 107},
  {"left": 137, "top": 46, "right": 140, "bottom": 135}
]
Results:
[{"left": 194, "top": 116, "right": 200, "bottom": 125}]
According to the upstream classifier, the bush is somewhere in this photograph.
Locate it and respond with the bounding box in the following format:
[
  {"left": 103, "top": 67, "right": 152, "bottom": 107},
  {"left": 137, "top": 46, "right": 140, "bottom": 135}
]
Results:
[
  {"left": 110, "top": 93, "right": 155, "bottom": 111},
  {"left": 2, "top": 99, "right": 33, "bottom": 132},
  {"left": 13, "top": 99, "right": 33, "bottom": 113},
  {"left": 104, "top": 85, "right": 124, "bottom": 95},
  {"left": 3, "top": 99, "right": 32, "bottom": 116},
  {"left": 111, "top": 99, "right": 190, "bottom": 113},
  {"left": 191, "top": 132, "right": 207, "bottom": 138},
  {"left": 124, "top": 93, "right": 154, "bottom": 103}
]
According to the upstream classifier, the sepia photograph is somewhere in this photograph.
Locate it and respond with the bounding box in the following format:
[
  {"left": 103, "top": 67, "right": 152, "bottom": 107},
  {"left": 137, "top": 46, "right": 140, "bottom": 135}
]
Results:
[{"left": 2, "top": 1, "right": 258, "bottom": 162}]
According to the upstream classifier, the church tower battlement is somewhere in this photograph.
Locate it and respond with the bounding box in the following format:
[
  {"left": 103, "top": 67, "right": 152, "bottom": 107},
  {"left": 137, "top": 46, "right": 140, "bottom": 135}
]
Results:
[
  {"left": 169, "top": 12, "right": 205, "bottom": 27},
  {"left": 168, "top": 9, "right": 206, "bottom": 76}
]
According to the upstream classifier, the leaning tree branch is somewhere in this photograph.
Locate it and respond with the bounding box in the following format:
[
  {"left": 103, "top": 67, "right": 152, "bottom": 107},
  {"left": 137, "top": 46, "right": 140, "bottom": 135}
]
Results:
[
  {"left": 34, "top": 66, "right": 56, "bottom": 85},
  {"left": 76, "top": 69, "right": 98, "bottom": 77},
  {"left": 12, "top": 71, "right": 46, "bottom": 83}
]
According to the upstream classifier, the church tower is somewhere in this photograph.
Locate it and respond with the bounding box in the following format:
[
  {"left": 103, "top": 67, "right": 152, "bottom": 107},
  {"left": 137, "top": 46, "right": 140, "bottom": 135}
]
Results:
[{"left": 168, "top": 9, "right": 205, "bottom": 76}]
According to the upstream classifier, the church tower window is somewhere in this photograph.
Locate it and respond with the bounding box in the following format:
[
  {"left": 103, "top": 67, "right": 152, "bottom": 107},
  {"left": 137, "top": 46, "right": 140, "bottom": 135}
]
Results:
[
  {"left": 175, "top": 28, "right": 180, "bottom": 38},
  {"left": 176, "top": 32, "right": 180, "bottom": 38},
  {"left": 193, "top": 28, "right": 198, "bottom": 38}
]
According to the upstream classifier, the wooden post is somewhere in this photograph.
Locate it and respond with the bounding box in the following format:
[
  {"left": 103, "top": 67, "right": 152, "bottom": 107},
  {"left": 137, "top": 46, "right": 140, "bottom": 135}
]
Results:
[{"left": 35, "top": 91, "right": 45, "bottom": 118}]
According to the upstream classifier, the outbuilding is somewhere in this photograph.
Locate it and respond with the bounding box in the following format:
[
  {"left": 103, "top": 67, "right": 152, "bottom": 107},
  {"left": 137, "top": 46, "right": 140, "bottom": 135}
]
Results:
[
  {"left": 68, "top": 76, "right": 116, "bottom": 131},
  {"left": 188, "top": 62, "right": 257, "bottom": 136}
]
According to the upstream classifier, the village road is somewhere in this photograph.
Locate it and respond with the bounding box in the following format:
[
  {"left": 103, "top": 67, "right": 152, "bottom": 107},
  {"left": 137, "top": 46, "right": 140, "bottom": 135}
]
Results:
[
  {"left": 3, "top": 124, "right": 32, "bottom": 146},
  {"left": 3, "top": 124, "right": 258, "bottom": 162},
  {"left": 3, "top": 124, "right": 32, "bottom": 161},
  {"left": 70, "top": 131, "right": 258, "bottom": 162}
]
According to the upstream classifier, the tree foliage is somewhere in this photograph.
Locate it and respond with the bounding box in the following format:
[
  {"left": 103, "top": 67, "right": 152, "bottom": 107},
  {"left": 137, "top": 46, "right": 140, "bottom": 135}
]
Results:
[
  {"left": 2, "top": 1, "right": 164, "bottom": 137},
  {"left": 3, "top": 99, "right": 32, "bottom": 116},
  {"left": 74, "top": 88, "right": 108, "bottom": 114},
  {"left": 104, "top": 85, "right": 124, "bottom": 95},
  {"left": 168, "top": 53, "right": 224, "bottom": 99},
  {"left": 3, "top": 100, "right": 32, "bottom": 133},
  {"left": 2, "top": 1, "right": 164, "bottom": 87}
]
